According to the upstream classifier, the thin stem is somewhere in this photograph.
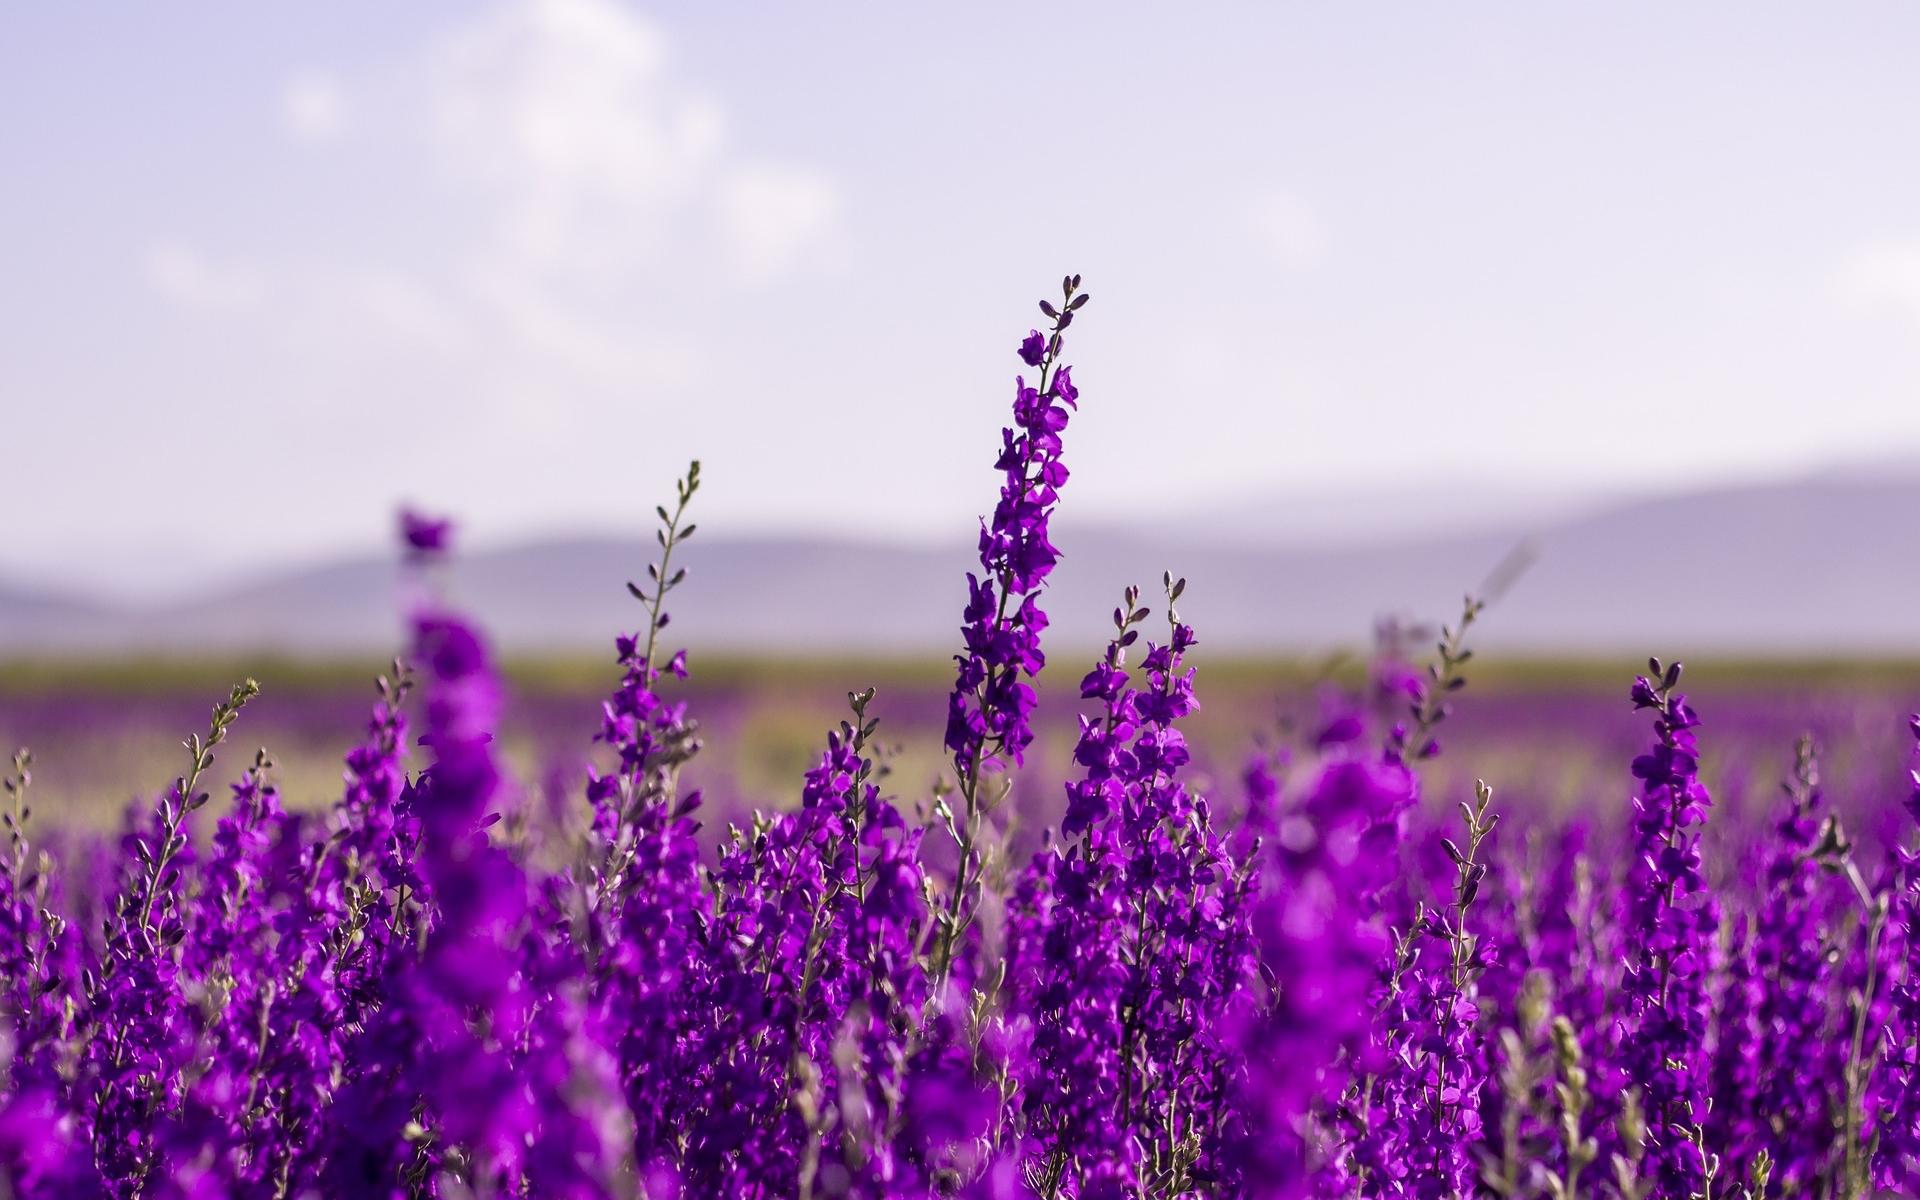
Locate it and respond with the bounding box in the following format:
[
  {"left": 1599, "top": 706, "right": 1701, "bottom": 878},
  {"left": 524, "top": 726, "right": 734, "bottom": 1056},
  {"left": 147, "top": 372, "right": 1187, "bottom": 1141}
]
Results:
[
  {"left": 1395, "top": 594, "right": 1485, "bottom": 762},
  {"left": 1842, "top": 895, "right": 1889, "bottom": 1198},
  {"left": 2, "top": 748, "right": 31, "bottom": 893},
  {"left": 638, "top": 460, "right": 701, "bottom": 675},
  {"left": 139, "top": 679, "right": 260, "bottom": 934}
]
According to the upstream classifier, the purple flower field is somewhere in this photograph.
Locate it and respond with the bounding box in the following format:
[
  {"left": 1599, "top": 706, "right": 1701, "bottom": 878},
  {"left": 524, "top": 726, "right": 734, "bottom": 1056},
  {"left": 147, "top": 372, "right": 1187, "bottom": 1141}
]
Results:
[{"left": 7, "top": 278, "right": 1920, "bottom": 1198}]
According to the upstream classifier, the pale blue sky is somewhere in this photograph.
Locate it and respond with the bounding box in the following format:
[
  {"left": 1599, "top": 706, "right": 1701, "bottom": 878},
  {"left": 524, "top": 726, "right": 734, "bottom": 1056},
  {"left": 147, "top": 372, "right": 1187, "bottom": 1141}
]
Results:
[{"left": 8, "top": 3, "right": 1920, "bottom": 597}]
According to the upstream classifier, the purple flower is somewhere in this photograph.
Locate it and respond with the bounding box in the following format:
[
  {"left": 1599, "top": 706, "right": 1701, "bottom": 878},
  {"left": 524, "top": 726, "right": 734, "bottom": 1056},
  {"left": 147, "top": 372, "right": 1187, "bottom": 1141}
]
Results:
[
  {"left": 1006, "top": 577, "right": 1254, "bottom": 1194},
  {"left": 1616, "top": 661, "right": 1719, "bottom": 1196},
  {"left": 398, "top": 508, "right": 453, "bottom": 560},
  {"left": 1225, "top": 759, "right": 1414, "bottom": 1195},
  {"left": 933, "top": 275, "right": 1088, "bottom": 995}
]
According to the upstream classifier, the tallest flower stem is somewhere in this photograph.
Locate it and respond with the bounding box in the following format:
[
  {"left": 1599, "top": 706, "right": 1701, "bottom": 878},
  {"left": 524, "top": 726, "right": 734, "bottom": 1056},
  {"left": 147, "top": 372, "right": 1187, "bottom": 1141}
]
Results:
[{"left": 930, "top": 275, "right": 1089, "bottom": 997}]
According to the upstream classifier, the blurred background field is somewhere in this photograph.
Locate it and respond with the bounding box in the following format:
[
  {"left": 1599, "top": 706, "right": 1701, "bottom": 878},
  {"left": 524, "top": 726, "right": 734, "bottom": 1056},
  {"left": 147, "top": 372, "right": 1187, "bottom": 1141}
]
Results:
[{"left": 10, "top": 651, "right": 1920, "bottom": 873}]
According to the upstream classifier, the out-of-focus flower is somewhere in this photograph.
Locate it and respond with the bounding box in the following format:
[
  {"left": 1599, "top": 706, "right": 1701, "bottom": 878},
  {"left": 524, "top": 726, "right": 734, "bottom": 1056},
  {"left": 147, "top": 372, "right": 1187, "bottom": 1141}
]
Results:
[{"left": 398, "top": 508, "right": 453, "bottom": 560}]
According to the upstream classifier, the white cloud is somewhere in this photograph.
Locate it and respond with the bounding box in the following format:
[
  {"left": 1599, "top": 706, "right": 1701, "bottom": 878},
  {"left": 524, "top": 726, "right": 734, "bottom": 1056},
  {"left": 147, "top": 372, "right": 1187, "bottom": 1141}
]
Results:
[
  {"left": 142, "top": 242, "right": 264, "bottom": 312},
  {"left": 1246, "top": 189, "right": 1326, "bottom": 266},
  {"left": 160, "top": 0, "right": 840, "bottom": 424},
  {"left": 718, "top": 163, "right": 841, "bottom": 283},
  {"left": 1837, "top": 240, "right": 1920, "bottom": 329},
  {"left": 427, "top": 0, "right": 731, "bottom": 278},
  {"left": 282, "top": 70, "right": 346, "bottom": 142},
  {"left": 419, "top": 0, "right": 841, "bottom": 288},
  {"left": 400, "top": 0, "right": 843, "bottom": 384}
]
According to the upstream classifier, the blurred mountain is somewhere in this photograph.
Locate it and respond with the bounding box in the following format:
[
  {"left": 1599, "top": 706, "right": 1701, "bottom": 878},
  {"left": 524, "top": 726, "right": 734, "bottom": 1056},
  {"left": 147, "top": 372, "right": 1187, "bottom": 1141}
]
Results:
[
  {"left": 1134, "top": 480, "right": 1623, "bottom": 547},
  {"left": 3, "top": 473, "right": 1917, "bottom": 655},
  {"left": 0, "top": 582, "right": 118, "bottom": 646}
]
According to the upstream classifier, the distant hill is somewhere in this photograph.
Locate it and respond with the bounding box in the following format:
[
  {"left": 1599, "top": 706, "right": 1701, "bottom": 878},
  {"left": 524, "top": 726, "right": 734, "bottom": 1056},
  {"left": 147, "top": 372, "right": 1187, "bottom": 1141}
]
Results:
[{"left": 3, "top": 474, "right": 1917, "bottom": 655}]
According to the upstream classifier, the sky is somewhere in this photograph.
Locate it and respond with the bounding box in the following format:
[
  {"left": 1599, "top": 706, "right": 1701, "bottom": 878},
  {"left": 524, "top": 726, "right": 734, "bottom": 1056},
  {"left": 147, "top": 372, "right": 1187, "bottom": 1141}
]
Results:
[{"left": 7, "top": 3, "right": 1920, "bottom": 599}]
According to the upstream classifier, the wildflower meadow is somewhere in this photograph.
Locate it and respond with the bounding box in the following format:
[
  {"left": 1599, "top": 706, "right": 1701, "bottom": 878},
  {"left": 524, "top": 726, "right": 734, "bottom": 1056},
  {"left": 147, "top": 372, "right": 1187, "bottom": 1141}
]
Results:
[{"left": 5, "top": 276, "right": 1918, "bottom": 1200}]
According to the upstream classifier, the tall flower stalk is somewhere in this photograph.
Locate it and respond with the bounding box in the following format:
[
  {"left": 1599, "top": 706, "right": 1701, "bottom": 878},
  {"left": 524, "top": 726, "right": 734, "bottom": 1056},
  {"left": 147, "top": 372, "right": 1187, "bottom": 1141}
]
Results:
[
  {"left": 0, "top": 749, "right": 76, "bottom": 1097},
  {"left": 932, "top": 275, "right": 1089, "bottom": 996},
  {"left": 80, "top": 679, "right": 258, "bottom": 1195},
  {"left": 1618, "top": 660, "right": 1719, "bottom": 1197},
  {"left": 1012, "top": 588, "right": 1150, "bottom": 1197},
  {"left": 582, "top": 461, "right": 710, "bottom": 1171},
  {"left": 1226, "top": 760, "right": 1416, "bottom": 1196},
  {"left": 1868, "top": 715, "right": 1920, "bottom": 1192}
]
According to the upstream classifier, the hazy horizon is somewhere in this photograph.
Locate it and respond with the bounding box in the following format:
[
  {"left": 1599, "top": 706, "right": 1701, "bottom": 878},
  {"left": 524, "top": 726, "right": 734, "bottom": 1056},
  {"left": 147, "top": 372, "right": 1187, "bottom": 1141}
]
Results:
[{"left": 3, "top": 448, "right": 1910, "bottom": 604}]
